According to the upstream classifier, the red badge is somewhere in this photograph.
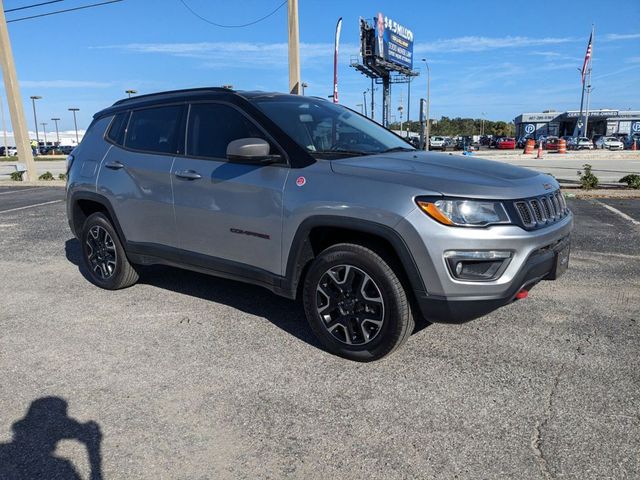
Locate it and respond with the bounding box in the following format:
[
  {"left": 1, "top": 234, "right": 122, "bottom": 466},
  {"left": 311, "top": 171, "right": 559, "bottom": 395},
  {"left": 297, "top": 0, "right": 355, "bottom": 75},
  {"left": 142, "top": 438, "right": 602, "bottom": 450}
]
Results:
[{"left": 296, "top": 176, "right": 306, "bottom": 187}]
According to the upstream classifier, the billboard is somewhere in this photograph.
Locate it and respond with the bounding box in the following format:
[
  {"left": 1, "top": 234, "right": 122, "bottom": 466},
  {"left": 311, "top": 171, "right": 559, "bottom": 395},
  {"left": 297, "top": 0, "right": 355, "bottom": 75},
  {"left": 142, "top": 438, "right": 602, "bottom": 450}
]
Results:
[{"left": 374, "top": 12, "right": 414, "bottom": 69}]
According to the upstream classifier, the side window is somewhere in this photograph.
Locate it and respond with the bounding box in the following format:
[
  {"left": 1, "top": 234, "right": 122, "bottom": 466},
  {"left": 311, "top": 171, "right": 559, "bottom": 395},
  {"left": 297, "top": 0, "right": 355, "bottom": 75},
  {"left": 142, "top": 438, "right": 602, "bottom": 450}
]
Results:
[
  {"left": 106, "top": 112, "right": 129, "bottom": 146},
  {"left": 125, "top": 105, "right": 182, "bottom": 154},
  {"left": 187, "top": 103, "right": 273, "bottom": 159}
]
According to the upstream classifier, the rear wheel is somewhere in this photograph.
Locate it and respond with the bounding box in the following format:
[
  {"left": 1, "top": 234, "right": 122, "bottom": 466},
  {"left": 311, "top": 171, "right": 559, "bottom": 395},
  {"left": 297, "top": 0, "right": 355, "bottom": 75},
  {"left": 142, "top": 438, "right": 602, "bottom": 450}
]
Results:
[
  {"left": 80, "top": 212, "right": 138, "bottom": 290},
  {"left": 303, "top": 243, "right": 414, "bottom": 361}
]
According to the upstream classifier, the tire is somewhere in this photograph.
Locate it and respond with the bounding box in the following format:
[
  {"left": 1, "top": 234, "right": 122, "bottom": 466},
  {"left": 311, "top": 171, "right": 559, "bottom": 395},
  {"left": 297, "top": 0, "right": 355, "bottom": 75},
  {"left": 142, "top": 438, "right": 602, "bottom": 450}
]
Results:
[
  {"left": 80, "top": 212, "right": 138, "bottom": 290},
  {"left": 302, "top": 243, "right": 414, "bottom": 362}
]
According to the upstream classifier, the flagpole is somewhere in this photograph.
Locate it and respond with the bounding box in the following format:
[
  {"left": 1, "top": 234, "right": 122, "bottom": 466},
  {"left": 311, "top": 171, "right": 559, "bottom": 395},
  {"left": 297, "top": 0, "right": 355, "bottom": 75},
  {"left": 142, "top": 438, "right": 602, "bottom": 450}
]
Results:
[
  {"left": 574, "top": 25, "right": 594, "bottom": 138},
  {"left": 583, "top": 25, "right": 594, "bottom": 137}
]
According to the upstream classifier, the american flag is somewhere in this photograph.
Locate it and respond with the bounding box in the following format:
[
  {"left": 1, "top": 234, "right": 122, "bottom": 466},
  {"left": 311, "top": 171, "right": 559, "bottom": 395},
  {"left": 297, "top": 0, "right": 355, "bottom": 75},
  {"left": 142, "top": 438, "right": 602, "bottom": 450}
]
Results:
[{"left": 581, "top": 32, "right": 593, "bottom": 84}]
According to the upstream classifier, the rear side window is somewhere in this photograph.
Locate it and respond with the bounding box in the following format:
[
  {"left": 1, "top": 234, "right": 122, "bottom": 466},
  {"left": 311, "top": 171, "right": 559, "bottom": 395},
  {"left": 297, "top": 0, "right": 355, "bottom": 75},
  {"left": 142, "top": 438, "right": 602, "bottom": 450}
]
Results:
[
  {"left": 187, "top": 103, "right": 271, "bottom": 159},
  {"left": 106, "top": 112, "right": 129, "bottom": 146},
  {"left": 125, "top": 105, "right": 182, "bottom": 154}
]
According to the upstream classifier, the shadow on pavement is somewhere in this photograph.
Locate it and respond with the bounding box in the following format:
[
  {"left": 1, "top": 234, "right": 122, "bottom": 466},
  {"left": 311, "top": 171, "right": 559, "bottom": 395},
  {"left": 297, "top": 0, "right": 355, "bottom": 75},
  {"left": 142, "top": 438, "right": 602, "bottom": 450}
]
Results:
[
  {"left": 64, "top": 238, "right": 322, "bottom": 350},
  {"left": 0, "top": 396, "right": 103, "bottom": 480}
]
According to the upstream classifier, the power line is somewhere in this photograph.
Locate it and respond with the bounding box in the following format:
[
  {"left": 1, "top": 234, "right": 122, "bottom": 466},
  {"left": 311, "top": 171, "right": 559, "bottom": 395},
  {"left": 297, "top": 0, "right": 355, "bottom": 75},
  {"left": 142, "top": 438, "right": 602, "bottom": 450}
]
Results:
[
  {"left": 4, "top": 1, "right": 64, "bottom": 14},
  {"left": 7, "top": 0, "right": 123, "bottom": 23},
  {"left": 178, "top": 0, "right": 286, "bottom": 28}
]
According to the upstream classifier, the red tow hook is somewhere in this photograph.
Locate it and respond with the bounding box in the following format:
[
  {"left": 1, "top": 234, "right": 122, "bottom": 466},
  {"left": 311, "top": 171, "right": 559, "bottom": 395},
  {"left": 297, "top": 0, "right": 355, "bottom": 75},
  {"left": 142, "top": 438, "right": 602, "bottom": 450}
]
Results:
[{"left": 515, "top": 289, "right": 529, "bottom": 300}]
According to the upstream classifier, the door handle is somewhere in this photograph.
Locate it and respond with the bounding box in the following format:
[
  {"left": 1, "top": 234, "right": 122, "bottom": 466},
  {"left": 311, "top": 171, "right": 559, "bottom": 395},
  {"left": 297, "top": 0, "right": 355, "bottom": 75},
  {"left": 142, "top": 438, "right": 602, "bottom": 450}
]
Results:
[
  {"left": 175, "top": 170, "right": 202, "bottom": 180},
  {"left": 105, "top": 160, "right": 124, "bottom": 170}
]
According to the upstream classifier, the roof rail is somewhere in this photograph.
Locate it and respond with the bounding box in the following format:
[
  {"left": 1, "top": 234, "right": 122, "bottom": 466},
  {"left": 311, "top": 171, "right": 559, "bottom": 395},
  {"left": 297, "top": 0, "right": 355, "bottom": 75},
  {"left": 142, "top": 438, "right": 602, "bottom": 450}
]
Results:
[{"left": 112, "top": 87, "right": 234, "bottom": 106}]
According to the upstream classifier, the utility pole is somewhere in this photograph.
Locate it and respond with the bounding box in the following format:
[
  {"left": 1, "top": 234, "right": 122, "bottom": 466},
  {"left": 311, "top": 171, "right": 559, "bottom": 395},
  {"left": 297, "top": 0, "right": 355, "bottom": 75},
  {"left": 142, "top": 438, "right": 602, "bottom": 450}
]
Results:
[
  {"left": 363, "top": 90, "right": 368, "bottom": 117},
  {"left": 69, "top": 108, "right": 80, "bottom": 144},
  {"left": 125, "top": 89, "right": 137, "bottom": 98},
  {"left": 422, "top": 58, "right": 431, "bottom": 150},
  {"left": 301, "top": 82, "right": 308, "bottom": 95},
  {"left": 370, "top": 78, "right": 375, "bottom": 121},
  {"left": 0, "top": 0, "right": 36, "bottom": 178},
  {"left": 287, "top": 0, "right": 301, "bottom": 95},
  {"left": 51, "top": 117, "right": 60, "bottom": 146}
]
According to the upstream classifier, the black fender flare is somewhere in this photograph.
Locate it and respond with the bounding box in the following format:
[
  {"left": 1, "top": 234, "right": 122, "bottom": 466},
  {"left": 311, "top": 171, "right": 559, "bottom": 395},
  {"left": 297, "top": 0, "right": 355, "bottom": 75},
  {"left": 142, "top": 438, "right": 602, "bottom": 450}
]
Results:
[
  {"left": 68, "top": 191, "right": 127, "bottom": 245},
  {"left": 281, "top": 215, "right": 426, "bottom": 299}
]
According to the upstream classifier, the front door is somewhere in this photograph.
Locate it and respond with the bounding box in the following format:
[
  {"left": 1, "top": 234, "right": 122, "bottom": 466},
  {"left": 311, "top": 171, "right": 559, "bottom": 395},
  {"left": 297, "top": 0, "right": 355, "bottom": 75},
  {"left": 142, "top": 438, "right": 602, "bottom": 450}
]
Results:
[{"left": 171, "top": 102, "right": 289, "bottom": 276}]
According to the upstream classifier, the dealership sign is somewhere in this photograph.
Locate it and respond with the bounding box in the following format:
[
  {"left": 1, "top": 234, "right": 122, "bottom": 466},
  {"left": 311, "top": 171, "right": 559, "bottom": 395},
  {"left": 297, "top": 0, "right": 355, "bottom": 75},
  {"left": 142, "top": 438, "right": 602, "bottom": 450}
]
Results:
[{"left": 374, "top": 12, "right": 414, "bottom": 69}]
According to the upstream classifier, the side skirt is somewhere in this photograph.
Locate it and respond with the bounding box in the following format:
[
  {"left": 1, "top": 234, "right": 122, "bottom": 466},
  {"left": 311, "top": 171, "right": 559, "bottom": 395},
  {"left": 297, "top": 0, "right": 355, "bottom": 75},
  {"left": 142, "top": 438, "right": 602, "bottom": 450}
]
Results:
[{"left": 126, "top": 242, "right": 295, "bottom": 299}]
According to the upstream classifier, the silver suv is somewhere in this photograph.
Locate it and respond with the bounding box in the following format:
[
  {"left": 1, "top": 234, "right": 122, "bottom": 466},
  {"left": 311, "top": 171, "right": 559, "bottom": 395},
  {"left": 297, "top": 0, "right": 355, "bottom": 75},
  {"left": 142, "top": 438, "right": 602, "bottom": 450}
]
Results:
[{"left": 66, "top": 88, "right": 573, "bottom": 361}]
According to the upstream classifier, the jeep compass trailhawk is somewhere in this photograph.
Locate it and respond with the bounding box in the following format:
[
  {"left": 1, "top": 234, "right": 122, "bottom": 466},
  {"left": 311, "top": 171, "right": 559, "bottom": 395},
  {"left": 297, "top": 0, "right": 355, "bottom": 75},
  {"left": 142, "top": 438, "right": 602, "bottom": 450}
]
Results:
[{"left": 66, "top": 88, "right": 573, "bottom": 361}]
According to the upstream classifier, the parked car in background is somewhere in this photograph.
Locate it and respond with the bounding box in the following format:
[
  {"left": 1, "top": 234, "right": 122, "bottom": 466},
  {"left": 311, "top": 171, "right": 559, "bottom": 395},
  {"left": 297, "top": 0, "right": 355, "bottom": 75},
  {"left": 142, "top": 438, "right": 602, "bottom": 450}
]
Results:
[
  {"left": 0, "top": 146, "right": 18, "bottom": 156},
  {"left": 429, "top": 136, "right": 447, "bottom": 150},
  {"left": 443, "top": 137, "right": 456, "bottom": 150},
  {"left": 595, "top": 136, "right": 624, "bottom": 150},
  {"left": 455, "top": 136, "right": 480, "bottom": 151},
  {"left": 496, "top": 137, "right": 516, "bottom": 149},
  {"left": 545, "top": 136, "right": 560, "bottom": 151},
  {"left": 573, "top": 137, "right": 594, "bottom": 150}
]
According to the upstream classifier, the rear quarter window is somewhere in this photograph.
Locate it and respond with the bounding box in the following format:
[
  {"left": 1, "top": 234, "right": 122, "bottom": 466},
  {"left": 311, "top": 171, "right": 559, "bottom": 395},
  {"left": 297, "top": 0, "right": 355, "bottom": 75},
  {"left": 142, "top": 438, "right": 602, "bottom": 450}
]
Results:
[{"left": 106, "top": 112, "right": 129, "bottom": 146}]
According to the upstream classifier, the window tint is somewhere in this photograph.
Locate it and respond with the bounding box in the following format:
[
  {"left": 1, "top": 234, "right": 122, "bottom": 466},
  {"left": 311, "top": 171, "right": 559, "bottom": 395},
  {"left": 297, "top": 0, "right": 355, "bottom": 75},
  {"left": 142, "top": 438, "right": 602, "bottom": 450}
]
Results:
[
  {"left": 106, "top": 112, "right": 129, "bottom": 146},
  {"left": 187, "top": 103, "right": 270, "bottom": 159},
  {"left": 125, "top": 105, "right": 182, "bottom": 154}
]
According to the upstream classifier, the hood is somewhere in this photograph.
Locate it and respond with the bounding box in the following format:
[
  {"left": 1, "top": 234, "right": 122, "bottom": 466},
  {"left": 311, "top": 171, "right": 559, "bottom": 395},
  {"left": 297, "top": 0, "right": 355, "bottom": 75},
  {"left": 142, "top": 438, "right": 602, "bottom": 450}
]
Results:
[{"left": 330, "top": 151, "right": 558, "bottom": 199}]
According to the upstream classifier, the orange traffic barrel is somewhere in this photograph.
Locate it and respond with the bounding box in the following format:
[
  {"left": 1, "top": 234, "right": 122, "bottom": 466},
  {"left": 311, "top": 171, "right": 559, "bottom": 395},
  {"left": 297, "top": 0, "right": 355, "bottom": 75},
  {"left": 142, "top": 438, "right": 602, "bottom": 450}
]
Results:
[
  {"left": 524, "top": 138, "right": 535, "bottom": 154},
  {"left": 558, "top": 139, "right": 567, "bottom": 154}
]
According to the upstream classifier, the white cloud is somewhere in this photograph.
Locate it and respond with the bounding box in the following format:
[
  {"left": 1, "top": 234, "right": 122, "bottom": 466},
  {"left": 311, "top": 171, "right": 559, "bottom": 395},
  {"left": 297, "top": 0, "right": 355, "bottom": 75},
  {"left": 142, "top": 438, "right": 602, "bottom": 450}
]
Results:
[
  {"left": 99, "top": 41, "right": 359, "bottom": 68},
  {"left": 20, "top": 80, "right": 113, "bottom": 88},
  {"left": 414, "top": 35, "right": 575, "bottom": 53},
  {"left": 627, "top": 56, "right": 640, "bottom": 64},
  {"left": 603, "top": 33, "right": 640, "bottom": 41}
]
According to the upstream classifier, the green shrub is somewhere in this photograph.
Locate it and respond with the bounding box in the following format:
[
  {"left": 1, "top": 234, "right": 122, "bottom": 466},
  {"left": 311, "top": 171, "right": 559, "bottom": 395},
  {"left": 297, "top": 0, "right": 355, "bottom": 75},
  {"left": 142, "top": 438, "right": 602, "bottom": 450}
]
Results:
[
  {"left": 38, "top": 171, "right": 54, "bottom": 181},
  {"left": 58, "top": 173, "right": 67, "bottom": 181},
  {"left": 619, "top": 174, "right": 640, "bottom": 189},
  {"left": 577, "top": 164, "right": 599, "bottom": 190},
  {"left": 10, "top": 171, "right": 24, "bottom": 181}
]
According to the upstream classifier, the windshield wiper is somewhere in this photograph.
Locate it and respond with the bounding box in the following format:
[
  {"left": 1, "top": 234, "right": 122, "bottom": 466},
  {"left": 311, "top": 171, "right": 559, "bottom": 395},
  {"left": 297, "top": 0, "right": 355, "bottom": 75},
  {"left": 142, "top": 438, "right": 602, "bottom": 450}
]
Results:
[{"left": 381, "top": 146, "right": 415, "bottom": 153}]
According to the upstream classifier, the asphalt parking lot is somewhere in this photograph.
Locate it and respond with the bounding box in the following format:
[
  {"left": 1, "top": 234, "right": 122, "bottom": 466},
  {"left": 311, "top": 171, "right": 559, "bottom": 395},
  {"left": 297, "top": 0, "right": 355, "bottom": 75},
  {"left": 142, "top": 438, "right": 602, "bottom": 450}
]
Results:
[{"left": 1, "top": 186, "right": 639, "bottom": 479}]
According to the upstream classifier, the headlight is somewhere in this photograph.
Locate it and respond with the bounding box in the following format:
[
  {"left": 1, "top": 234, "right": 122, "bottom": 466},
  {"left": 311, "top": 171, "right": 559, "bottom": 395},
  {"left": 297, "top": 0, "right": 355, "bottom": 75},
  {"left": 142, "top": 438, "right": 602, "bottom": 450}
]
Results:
[{"left": 416, "top": 198, "right": 510, "bottom": 227}]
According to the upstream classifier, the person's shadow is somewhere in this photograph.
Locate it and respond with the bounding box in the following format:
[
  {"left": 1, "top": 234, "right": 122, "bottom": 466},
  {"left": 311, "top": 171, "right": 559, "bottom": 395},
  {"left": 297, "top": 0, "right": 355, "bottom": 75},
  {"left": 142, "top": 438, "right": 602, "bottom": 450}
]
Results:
[{"left": 0, "top": 397, "right": 103, "bottom": 480}]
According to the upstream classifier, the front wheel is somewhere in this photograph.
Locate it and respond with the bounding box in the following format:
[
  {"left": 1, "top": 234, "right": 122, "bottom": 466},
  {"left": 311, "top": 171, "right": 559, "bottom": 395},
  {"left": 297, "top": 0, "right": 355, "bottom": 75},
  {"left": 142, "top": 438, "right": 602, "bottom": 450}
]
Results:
[
  {"left": 302, "top": 243, "right": 414, "bottom": 361},
  {"left": 80, "top": 212, "right": 139, "bottom": 290}
]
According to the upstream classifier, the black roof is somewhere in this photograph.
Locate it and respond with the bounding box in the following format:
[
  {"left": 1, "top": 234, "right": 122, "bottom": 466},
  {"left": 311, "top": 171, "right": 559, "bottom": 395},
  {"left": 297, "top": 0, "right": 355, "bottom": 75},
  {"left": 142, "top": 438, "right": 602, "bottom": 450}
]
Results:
[{"left": 95, "top": 88, "right": 297, "bottom": 118}]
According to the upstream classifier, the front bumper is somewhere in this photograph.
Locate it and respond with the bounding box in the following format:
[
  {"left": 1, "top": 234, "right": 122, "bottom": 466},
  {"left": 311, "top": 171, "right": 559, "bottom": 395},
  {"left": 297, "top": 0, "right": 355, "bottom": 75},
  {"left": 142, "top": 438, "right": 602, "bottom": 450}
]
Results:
[
  {"left": 414, "top": 234, "right": 569, "bottom": 322},
  {"left": 396, "top": 207, "right": 574, "bottom": 322}
]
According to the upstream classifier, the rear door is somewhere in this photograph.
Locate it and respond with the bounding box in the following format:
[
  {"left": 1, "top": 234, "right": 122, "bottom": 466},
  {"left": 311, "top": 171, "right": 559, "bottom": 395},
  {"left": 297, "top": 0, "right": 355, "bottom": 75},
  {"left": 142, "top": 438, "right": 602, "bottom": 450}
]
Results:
[
  {"left": 171, "top": 102, "right": 289, "bottom": 275},
  {"left": 97, "top": 104, "right": 185, "bottom": 248}
]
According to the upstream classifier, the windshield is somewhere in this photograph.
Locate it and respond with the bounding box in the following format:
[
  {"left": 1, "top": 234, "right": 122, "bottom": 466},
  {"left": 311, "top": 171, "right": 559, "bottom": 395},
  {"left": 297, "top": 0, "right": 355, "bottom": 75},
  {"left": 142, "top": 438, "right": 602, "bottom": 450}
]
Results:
[{"left": 252, "top": 96, "right": 414, "bottom": 158}]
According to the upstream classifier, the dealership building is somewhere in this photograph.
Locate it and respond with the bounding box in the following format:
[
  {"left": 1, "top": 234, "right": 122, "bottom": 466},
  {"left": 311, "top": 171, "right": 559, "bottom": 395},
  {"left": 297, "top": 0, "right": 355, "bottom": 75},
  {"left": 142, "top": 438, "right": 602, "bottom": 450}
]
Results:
[{"left": 514, "top": 109, "right": 640, "bottom": 139}]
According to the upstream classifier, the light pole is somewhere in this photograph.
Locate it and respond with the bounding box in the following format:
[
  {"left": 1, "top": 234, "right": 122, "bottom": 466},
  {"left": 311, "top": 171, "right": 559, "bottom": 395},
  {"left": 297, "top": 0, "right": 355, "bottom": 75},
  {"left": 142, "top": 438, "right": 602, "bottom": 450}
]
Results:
[
  {"left": 301, "top": 82, "right": 308, "bottom": 95},
  {"left": 481, "top": 112, "right": 486, "bottom": 136},
  {"left": 398, "top": 105, "right": 404, "bottom": 137},
  {"left": 125, "top": 89, "right": 137, "bottom": 98},
  {"left": 30, "top": 95, "right": 42, "bottom": 152},
  {"left": 356, "top": 103, "right": 364, "bottom": 115},
  {"left": 40, "top": 122, "right": 47, "bottom": 147},
  {"left": 421, "top": 58, "right": 430, "bottom": 150},
  {"left": 363, "top": 90, "right": 369, "bottom": 117},
  {"left": 69, "top": 108, "right": 80, "bottom": 144},
  {"left": 51, "top": 117, "right": 61, "bottom": 147}
]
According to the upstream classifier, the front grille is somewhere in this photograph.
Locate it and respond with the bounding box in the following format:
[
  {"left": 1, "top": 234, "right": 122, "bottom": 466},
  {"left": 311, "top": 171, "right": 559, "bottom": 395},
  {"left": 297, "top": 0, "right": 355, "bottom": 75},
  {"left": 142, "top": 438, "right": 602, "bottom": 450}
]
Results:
[{"left": 513, "top": 190, "right": 569, "bottom": 229}]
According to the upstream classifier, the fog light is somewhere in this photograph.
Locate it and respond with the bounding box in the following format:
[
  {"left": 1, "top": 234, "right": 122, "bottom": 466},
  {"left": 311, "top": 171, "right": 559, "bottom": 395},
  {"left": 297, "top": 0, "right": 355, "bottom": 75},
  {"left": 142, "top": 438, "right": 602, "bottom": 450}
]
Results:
[{"left": 444, "top": 250, "right": 512, "bottom": 281}]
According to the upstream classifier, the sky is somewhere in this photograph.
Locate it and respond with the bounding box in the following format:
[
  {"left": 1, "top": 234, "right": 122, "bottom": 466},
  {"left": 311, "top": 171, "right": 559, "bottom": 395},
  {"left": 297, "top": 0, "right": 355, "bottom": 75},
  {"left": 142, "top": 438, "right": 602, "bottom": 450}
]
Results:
[{"left": 1, "top": 0, "right": 639, "bottom": 134}]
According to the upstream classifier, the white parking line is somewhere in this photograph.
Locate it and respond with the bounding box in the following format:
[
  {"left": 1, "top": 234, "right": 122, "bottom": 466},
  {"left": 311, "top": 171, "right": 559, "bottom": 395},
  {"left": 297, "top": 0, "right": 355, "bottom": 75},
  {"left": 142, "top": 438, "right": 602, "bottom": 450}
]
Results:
[
  {"left": 592, "top": 200, "right": 640, "bottom": 226},
  {"left": 0, "top": 188, "right": 44, "bottom": 195},
  {"left": 0, "top": 200, "right": 63, "bottom": 214}
]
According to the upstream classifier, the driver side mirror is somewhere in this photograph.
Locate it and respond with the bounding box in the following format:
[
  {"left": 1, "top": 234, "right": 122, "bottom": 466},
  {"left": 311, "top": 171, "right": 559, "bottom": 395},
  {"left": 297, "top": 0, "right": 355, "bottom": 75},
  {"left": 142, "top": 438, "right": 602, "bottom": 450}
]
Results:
[{"left": 226, "top": 138, "right": 281, "bottom": 164}]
